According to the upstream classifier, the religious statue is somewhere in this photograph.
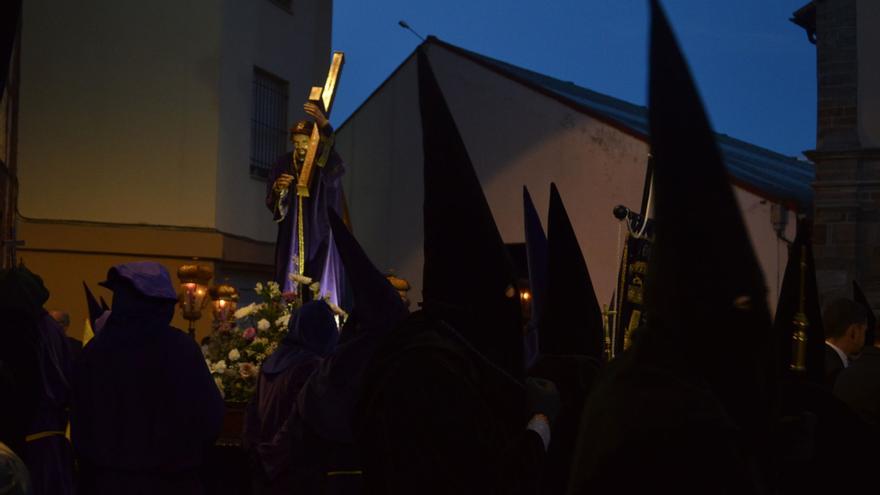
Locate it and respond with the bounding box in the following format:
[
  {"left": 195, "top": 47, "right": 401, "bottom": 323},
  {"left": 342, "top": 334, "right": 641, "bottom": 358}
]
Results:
[{"left": 265, "top": 52, "right": 346, "bottom": 306}]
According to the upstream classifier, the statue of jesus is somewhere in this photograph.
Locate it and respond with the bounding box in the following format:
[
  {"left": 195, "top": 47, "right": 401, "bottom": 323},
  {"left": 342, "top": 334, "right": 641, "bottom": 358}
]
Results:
[{"left": 265, "top": 101, "right": 346, "bottom": 306}]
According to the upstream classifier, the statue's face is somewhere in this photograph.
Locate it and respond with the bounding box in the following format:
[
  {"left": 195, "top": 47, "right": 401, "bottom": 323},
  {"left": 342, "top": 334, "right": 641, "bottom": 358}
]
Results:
[{"left": 292, "top": 134, "right": 310, "bottom": 166}]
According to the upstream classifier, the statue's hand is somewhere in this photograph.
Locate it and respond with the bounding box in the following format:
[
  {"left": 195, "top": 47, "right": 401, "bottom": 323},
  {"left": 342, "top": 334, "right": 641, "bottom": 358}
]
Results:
[
  {"left": 274, "top": 173, "right": 294, "bottom": 193},
  {"left": 303, "top": 101, "right": 330, "bottom": 131}
]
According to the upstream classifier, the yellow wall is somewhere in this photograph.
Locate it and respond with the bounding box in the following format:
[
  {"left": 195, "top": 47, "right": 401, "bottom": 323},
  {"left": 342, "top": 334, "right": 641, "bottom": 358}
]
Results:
[
  {"left": 18, "top": 218, "right": 274, "bottom": 343},
  {"left": 18, "top": 0, "right": 222, "bottom": 227}
]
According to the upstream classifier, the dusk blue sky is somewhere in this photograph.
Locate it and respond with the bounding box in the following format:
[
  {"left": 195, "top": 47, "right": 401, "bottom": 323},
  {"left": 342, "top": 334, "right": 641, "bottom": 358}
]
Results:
[{"left": 330, "top": 0, "right": 816, "bottom": 158}]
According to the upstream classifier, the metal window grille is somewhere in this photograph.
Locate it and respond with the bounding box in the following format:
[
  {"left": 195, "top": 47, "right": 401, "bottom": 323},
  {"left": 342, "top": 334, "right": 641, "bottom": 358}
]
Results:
[{"left": 250, "top": 68, "right": 289, "bottom": 179}]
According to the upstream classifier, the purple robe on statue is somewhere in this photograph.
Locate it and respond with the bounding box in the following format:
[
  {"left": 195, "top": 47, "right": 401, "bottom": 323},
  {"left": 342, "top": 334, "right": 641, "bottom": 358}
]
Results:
[
  {"left": 243, "top": 301, "right": 339, "bottom": 495},
  {"left": 265, "top": 146, "right": 346, "bottom": 307},
  {"left": 72, "top": 262, "right": 224, "bottom": 495}
]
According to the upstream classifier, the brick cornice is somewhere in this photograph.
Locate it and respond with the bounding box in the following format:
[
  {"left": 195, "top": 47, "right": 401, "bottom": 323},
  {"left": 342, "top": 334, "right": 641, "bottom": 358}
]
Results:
[{"left": 804, "top": 148, "right": 880, "bottom": 161}]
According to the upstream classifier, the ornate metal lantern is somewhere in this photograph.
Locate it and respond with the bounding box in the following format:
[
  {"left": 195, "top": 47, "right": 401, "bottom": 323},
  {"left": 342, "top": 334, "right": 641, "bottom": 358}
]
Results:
[
  {"left": 177, "top": 263, "right": 213, "bottom": 338},
  {"left": 210, "top": 283, "right": 239, "bottom": 330}
]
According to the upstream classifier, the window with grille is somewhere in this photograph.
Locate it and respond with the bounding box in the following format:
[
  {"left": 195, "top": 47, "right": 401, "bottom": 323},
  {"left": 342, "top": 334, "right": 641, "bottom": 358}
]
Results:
[{"left": 250, "top": 68, "right": 289, "bottom": 179}]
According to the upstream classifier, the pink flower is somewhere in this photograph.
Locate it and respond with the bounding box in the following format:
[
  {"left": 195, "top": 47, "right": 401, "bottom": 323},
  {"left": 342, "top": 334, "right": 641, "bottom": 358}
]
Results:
[
  {"left": 282, "top": 291, "right": 298, "bottom": 303},
  {"left": 238, "top": 362, "right": 258, "bottom": 379},
  {"left": 242, "top": 327, "right": 256, "bottom": 340}
]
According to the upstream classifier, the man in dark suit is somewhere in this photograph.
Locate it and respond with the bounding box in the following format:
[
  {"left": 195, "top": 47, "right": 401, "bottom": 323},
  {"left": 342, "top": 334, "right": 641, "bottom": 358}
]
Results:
[
  {"left": 835, "top": 316, "right": 880, "bottom": 428},
  {"left": 823, "top": 298, "right": 868, "bottom": 388}
]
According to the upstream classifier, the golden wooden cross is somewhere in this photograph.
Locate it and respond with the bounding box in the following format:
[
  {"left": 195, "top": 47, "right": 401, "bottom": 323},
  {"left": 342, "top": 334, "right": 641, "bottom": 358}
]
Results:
[{"left": 296, "top": 51, "right": 345, "bottom": 198}]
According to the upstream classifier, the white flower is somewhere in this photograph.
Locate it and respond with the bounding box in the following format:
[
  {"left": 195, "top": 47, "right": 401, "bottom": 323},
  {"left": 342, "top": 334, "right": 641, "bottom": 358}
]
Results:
[
  {"left": 234, "top": 303, "right": 257, "bottom": 320},
  {"left": 275, "top": 314, "right": 291, "bottom": 328},
  {"left": 214, "top": 376, "right": 225, "bottom": 397},
  {"left": 310, "top": 281, "right": 321, "bottom": 294},
  {"left": 257, "top": 318, "right": 270, "bottom": 331},
  {"left": 288, "top": 273, "right": 313, "bottom": 285},
  {"left": 212, "top": 360, "right": 227, "bottom": 374},
  {"left": 254, "top": 282, "right": 264, "bottom": 293},
  {"left": 267, "top": 281, "right": 281, "bottom": 296},
  {"left": 266, "top": 342, "right": 279, "bottom": 356},
  {"left": 204, "top": 358, "right": 212, "bottom": 369},
  {"left": 228, "top": 348, "right": 241, "bottom": 362}
]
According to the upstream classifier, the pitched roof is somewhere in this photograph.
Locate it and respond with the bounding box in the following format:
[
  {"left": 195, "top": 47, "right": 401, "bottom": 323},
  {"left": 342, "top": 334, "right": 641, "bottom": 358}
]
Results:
[{"left": 339, "top": 36, "right": 814, "bottom": 209}]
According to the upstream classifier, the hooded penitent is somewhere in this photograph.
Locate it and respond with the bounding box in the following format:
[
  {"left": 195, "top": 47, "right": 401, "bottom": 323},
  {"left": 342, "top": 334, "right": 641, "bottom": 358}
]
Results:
[
  {"left": 352, "top": 47, "right": 547, "bottom": 495},
  {"left": 0, "top": 266, "right": 44, "bottom": 453},
  {"left": 419, "top": 46, "right": 524, "bottom": 383},
  {"left": 261, "top": 301, "right": 338, "bottom": 375},
  {"left": 643, "top": 0, "right": 775, "bottom": 438},
  {"left": 0, "top": 264, "right": 75, "bottom": 495},
  {"left": 72, "top": 262, "right": 223, "bottom": 495},
  {"left": 298, "top": 210, "right": 408, "bottom": 444},
  {"left": 526, "top": 184, "right": 604, "bottom": 495},
  {"left": 541, "top": 183, "right": 604, "bottom": 359},
  {"left": 853, "top": 280, "right": 876, "bottom": 348},
  {"left": 568, "top": 2, "right": 776, "bottom": 492},
  {"left": 522, "top": 186, "right": 547, "bottom": 368},
  {"left": 773, "top": 217, "right": 825, "bottom": 384},
  {"left": 244, "top": 300, "right": 339, "bottom": 493}
]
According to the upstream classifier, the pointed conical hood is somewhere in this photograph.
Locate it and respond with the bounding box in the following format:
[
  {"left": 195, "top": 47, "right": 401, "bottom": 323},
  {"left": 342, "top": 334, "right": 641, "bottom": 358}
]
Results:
[
  {"left": 523, "top": 186, "right": 548, "bottom": 334},
  {"left": 644, "top": 0, "right": 774, "bottom": 435},
  {"left": 83, "top": 282, "right": 103, "bottom": 328},
  {"left": 541, "top": 183, "right": 604, "bottom": 359},
  {"left": 774, "top": 217, "right": 825, "bottom": 383},
  {"left": 328, "top": 211, "right": 407, "bottom": 331},
  {"left": 853, "top": 281, "right": 875, "bottom": 348},
  {"left": 418, "top": 47, "right": 524, "bottom": 381},
  {"left": 300, "top": 211, "right": 409, "bottom": 443},
  {"left": 99, "top": 296, "right": 110, "bottom": 312}
]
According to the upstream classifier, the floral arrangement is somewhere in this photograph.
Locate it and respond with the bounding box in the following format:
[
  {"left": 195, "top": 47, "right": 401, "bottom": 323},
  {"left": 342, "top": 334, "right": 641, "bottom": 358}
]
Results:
[
  {"left": 202, "top": 278, "right": 345, "bottom": 403},
  {"left": 203, "top": 281, "right": 295, "bottom": 403}
]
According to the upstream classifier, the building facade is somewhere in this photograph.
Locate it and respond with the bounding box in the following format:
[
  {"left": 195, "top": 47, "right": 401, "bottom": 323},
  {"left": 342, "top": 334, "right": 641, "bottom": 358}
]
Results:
[
  {"left": 336, "top": 38, "right": 811, "bottom": 310},
  {"left": 794, "top": 0, "right": 880, "bottom": 302},
  {"left": 14, "top": 0, "right": 332, "bottom": 340}
]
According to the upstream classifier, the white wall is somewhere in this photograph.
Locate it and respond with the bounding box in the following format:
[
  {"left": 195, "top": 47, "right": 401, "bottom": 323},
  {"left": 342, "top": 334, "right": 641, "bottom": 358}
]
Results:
[
  {"left": 215, "top": 0, "right": 332, "bottom": 242},
  {"left": 338, "top": 43, "right": 793, "bottom": 310},
  {"left": 18, "top": 0, "right": 332, "bottom": 241},
  {"left": 858, "top": 0, "right": 880, "bottom": 148},
  {"left": 18, "top": 0, "right": 223, "bottom": 227}
]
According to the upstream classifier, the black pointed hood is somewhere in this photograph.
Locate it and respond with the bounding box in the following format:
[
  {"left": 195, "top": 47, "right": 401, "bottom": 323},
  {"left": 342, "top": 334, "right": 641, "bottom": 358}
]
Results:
[
  {"left": 99, "top": 296, "right": 110, "bottom": 312},
  {"left": 643, "top": 0, "right": 774, "bottom": 434},
  {"left": 541, "top": 183, "right": 605, "bottom": 359},
  {"left": 328, "top": 211, "right": 407, "bottom": 334},
  {"left": 299, "top": 211, "right": 409, "bottom": 443},
  {"left": 774, "top": 217, "right": 825, "bottom": 383},
  {"left": 523, "top": 186, "right": 548, "bottom": 335},
  {"left": 418, "top": 47, "right": 524, "bottom": 382},
  {"left": 83, "top": 282, "right": 103, "bottom": 328},
  {"left": 853, "top": 280, "right": 875, "bottom": 348}
]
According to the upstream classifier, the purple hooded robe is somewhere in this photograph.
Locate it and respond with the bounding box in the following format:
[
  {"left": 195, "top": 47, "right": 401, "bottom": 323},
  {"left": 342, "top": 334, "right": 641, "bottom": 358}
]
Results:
[
  {"left": 0, "top": 265, "right": 75, "bottom": 495},
  {"left": 72, "top": 262, "right": 224, "bottom": 494},
  {"left": 243, "top": 300, "right": 339, "bottom": 494}
]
